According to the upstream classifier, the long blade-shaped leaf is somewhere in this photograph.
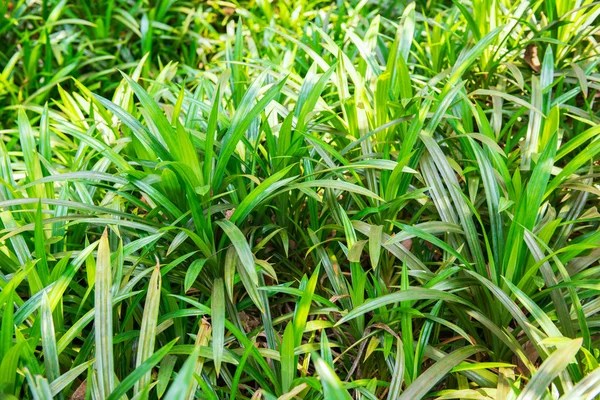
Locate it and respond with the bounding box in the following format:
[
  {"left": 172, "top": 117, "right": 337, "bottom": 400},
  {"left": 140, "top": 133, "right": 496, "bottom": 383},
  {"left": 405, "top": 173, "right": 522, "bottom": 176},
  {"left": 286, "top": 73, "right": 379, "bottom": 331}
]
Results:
[
  {"left": 398, "top": 346, "right": 486, "bottom": 400},
  {"left": 134, "top": 263, "right": 162, "bottom": 395},
  {"left": 95, "top": 230, "right": 114, "bottom": 398},
  {"left": 517, "top": 339, "right": 582, "bottom": 400}
]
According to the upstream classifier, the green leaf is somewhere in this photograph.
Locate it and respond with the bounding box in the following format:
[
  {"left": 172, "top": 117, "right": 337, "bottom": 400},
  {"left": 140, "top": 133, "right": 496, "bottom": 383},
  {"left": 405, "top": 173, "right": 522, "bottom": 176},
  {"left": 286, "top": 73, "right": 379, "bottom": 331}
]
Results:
[
  {"left": 559, "top": 366, "right": 600, "bottom": 400},
  {"left": 290, "top": 180, "right": 384, "bottom": 202},
  {"left": 313, "top": 355, "right": 352, "bottom": 400},
  {"left": 184, "top": 259, "right": 207, "bottom": 292},
  {"left": 213, "top": 73, "right": 287, "bottom": 189},
  {"left": 204, "top": 73, "right": 229, "bottom": 184},
  {"left": 24, "top": 368, "right": 53, "bottom": 400},
  {"left": 49, "top": 359, "right": 94, "bottom": 396},
  {"left": 280, "top": 323, "right": 295, "bottom": 393},
  {"left": 0, "top": 290, "right": 15, "bottom": 363},
  {"left": 211, "top": 278, "right": 225, "bottom": 376},
  {"left": 34, "top": 202, "right": 49, "bottom": 286},
  {"left": 93, "top": 93, "right": 171, "bottom": 162},
  {"left": 40, "top": 293, "right": 60, "bottom": 383},
  {"left": 107, "top": 338, "right": 177, "bottom": 400},
  {"left": 229, "top": 165, "right": 296, "bottom": 224},
  {"left": 95, "top": 230, "right": 115, "bottom": 398},
  {"left": 368, "top": 225, "right": 383, "bottom": 270},
  {"left": 398, "top": 346, "right": 486, "bottom": 400},
  {"left": 387, "top": 338, "right": 405, "bottom": 400},
  {"left": 293, "top": 265, "right": 319, "bottom": 347},
  {"left": 230, "top": 339, "right": 256, "bottom": 400},
  {"left": 336, "top": 288, "right": 473, "bottom": 326},
  {"left": 517, "top": 339, "right": 582, "bottom": 400},
  {"left": 156, "top": 355, "right": 177, "bottom": 399},
  {"left": 134, "top": 263, "right": 162, "bottom": 395},
  {"left": 0, "top": 342, "right": 24, "bottom": 395},
  {"left": 164, "top": 348, "right": 200, "bottom": 399},
  {"left": 216, "top": 220, "right": 257, "bottom": 285}
]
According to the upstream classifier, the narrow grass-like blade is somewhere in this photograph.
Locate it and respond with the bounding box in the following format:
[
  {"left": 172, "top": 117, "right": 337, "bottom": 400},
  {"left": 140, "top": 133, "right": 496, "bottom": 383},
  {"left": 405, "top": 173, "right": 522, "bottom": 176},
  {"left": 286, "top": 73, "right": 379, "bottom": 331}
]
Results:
[
  {"left": 108, "top": 339, "right": 177, "bottom": 400},
  {"left": 336, "top": 289, "right": 473, "bottom": 326},
  {"left": 95, "top": 230, "right": 114, "bottom": 398},
  {"left": 49, "top": 359, "right": 94, "bottom": 396},
  {"left": 398, "top": 346, "right": 486, "bottom": 400},
  {"left": 134, "top": 263, "right": 162, "bottom": 395},
  {"left": 280, "top": 323, "right": 295, "bottom": 393},
  {"left": 40, "top": 293, "right": 60, "bottom": 383},
  {"left": 164, "top": 348, "right": 200, "bottom": 399},
  {"left": 212, "top": 278, "right": 225, "bottom": 376},
  {"left": 216, "top": 220, "right": 257, "bottom": 285},
  {"left": 387, "top": 337, "right": 405, "bottom": 400},
  {"left": 517, "top": 339, "right": 582, "bottom": 400},
  {"left": 313, "top": 355, "right": 352, "bottom": 400}
]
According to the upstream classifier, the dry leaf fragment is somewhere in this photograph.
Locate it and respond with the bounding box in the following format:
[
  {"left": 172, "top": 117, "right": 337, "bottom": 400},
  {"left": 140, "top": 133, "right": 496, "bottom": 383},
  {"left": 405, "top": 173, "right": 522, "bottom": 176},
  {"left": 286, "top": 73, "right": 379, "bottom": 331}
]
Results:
[
  {"left": 524, "top": 44, "right": 541, "bottom": 72},
  {"left": 71, "top": 380, "right": 87, "bottom": 400}
]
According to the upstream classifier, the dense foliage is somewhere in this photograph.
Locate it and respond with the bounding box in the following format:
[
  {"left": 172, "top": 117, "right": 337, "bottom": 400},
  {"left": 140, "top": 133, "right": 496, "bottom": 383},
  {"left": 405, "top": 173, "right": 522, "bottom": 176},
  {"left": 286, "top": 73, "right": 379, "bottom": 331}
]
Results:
[{"left": 1, "top": 0, "right": 600, "bottom": 398}]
